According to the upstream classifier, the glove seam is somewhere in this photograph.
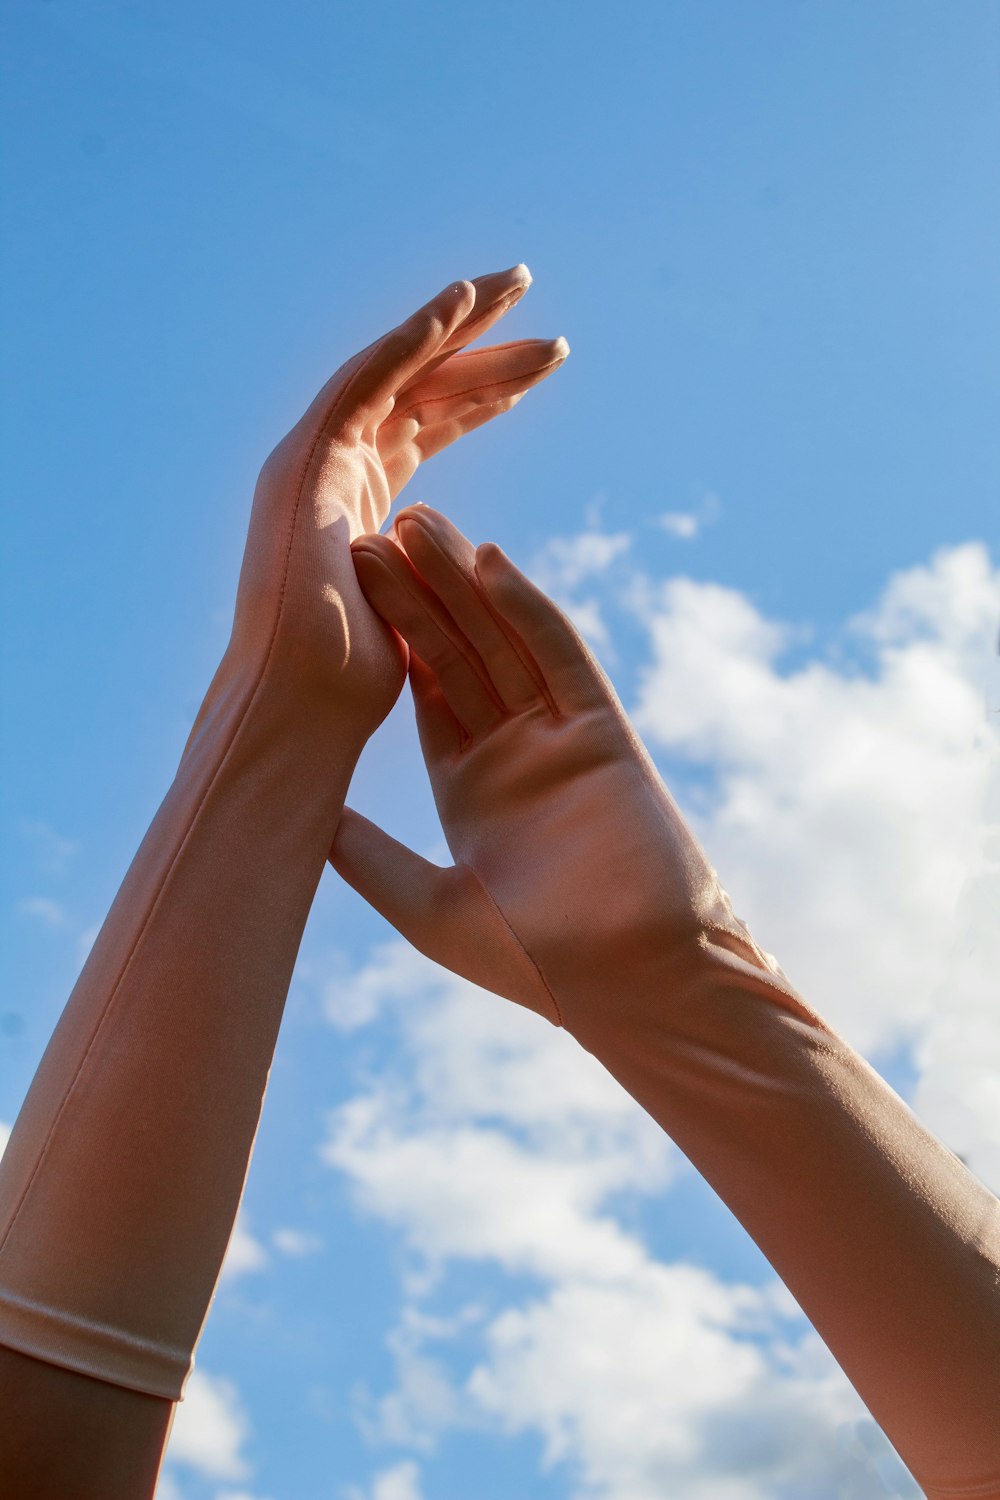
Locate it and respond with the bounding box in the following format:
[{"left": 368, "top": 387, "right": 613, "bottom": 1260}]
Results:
[
  {"left": 0, "top": 346, "right": 381, "bottom": 1263},
  {"left": 466, "top": 867, "right": 564, "bottom": 1029},
  {"left": 391, "top": 352, "right": 566, "bottom": 424},
  {"left": 923, "top": 1480, "right": 1000, "bottom": 1498}
]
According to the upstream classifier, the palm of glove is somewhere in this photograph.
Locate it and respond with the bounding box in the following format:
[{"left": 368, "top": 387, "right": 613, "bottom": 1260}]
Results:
[
  {"left": 332, "top": 507, "right": 753, "bottom": 1037},
  {"left": 226, "top": 268, "right": 568, "bottom": 731}
]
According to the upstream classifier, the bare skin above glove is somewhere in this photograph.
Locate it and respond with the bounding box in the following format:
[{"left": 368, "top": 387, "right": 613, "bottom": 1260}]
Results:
[
  {"left": 331, "top": 504, "right": 1000, "bottom": 1499},
  {"left": 0, "top": 269, "right": 567, "bottom": 1499}
]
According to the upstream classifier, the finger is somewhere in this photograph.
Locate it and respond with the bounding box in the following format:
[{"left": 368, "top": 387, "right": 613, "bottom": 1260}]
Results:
[
  {"left": 319, "top": 279, "right": 476, "bottom": 433},
  {"left": 408, "top": 392, "right": 523, "bottom": 461},
  {"left": 329, "top": 808, "right": 561, "bottom": 1022},
  {"left": 392, "top": 337, "right": 570, "bottom": 428},
  {"left": 394, "top": 264, "right": 534, "bottom": 399},
  {"left": 445, "top": 263, "right": 534, "bottom": 353},
  {"left": 379, "top": 338, "right": 568, "bottom": 498},
  {"left": 381, "top": 393, "right": 525, "bottom": 494},
  {"left": 351, "top": 535, "right": 504, "bottom": 737},
  {"left": 330, "top": 807, "right": 458, "bottom": 960},
  {"left": 406, "top": 652, "right": 465, "bottom": 762},
  {"left": 335, "top": 279, "right": 476, "bottom": 423},
  {"left": 473, "top": 543, "right": 613, "bottom": 716},
  {"left": 393, "top": 506, "right": 545, "bottom": 712}
]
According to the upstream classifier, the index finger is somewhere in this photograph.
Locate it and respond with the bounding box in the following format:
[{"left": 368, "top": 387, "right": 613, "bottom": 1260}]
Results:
[
  {"left": 348, "top": 263, "right": 539, "bottom": 420},
  {"left": 332, "top": 278, "right": 476, "bottom": 427}
]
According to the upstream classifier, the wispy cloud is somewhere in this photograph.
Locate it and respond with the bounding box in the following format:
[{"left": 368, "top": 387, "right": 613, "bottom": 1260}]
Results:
[
  {"left": 272, "top": 1227, "right": 324, "bottom": 1257},
  {"left": 342, "top": 1459, "right": 425, "bottom": 1500},
  {"left": 528, "top": 526, "right": 633, "bottom": 649},
  {"left": 19, "top": 820, "right": 78, "bottom": 875},
  {"left": 219, "top": 1210, "right": 269, "bottom": 1282},
  {"left": 320, "top": 942, "right": 912, "bottom": 1496},
  {"left": 657, "top": 489, "right": 722, "bottom": 540},
  {"left": 16, "top": 896, "right": 70, "bottom": 929},
  {"left": 630, "top": 540, "right": 1000, "bottom": 1184},
  {"left": 163, "top": 1369, "right": 253, "bottom": 1483}
]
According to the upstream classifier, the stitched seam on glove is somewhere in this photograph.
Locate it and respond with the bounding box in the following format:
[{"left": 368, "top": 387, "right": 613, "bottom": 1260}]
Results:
[
  {"left": 923, "top": 1479, "right": 1000, "bottom": 1498},
  {"left": 392, "top": 354, "right": 566, "bottom": 424},
  {"left": 0, "top": 345, "right": 382, "bottom": 1259},
  {"left": 466, "top": 867, "right": 564, "bottom": 1029}
]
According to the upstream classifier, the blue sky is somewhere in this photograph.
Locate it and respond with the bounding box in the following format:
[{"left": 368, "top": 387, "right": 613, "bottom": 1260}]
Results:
[{"left": 1, "top": 4, "right": 998, "bottom": 1498}]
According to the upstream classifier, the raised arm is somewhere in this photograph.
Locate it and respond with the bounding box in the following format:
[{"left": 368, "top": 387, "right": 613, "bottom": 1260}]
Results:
[
  {"left": 331, "top": 504, "right": 1000, "bottom": 1499},
  {"left": 0, "top": 271, "right": 568, "bottom": 1498}
]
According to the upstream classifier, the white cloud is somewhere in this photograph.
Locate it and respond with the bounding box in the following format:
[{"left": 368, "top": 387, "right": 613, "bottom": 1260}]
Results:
[
  {"left": 20, "top": 820, "right": 78, "bottom": 874},
  {"left": 853, "top": 540, "right": 997, "bottom": 659},
  {"left": 77, "top": 924, "right": 101, "bottom": 965},
  {"left": 343, "top": 1459, "right": 425, "bottom": 1500},
  {"left": 911, "top": 741, "right": 1000, "bottom": 1188},
  {"left": 351, "top": 1304, "right": 466, "bottom": 1450},
  {"left": 326, "top": 1097, "right": 649, "bottom": 1283},
  {"left": 659, "top": 510, "right": 699, "bottom": 538},
  {"left": 324, "top": 940, "right": 445, "bottom": 1033},
  {"left": 321, "top": 950, "right": 672, "bottom": 1282},
  {"left": 528, "top": 527, "right": 633, "bottom": 649},
  {"left": 531, "top": 529, "right": 633, "bottom": 591},
  {"left": 16, "top": 896, "right": 69, "bottom": 928},
  {"left": 630, "top": 545, "right": 999, "bottom": 1064},
  {"left": 165, "top": 1369, "right": 252, "bottom": 1482},
  {"left": 658, "top": 489, "right": 721, "bottom": 540},
  {"left": 153, "top": 1473, "right": 186, "bottom": 1500},
  {"left": 272, "top": 1226, "right": 324, "bottom": 1257},
  {"left": 319, "top": 944, "right": 913, "bottom": 1494},
  {"left": 0, "top": 1122, "right": 9, "bottom": 1159},
  {"left": 466, "top": 1265, "right": 887, "bottom": 1500},
  {"left": 219, "top": 1210, "right": 269, "bottom": 1282}
]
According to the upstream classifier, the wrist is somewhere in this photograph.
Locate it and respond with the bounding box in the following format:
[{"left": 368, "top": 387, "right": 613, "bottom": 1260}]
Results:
[{"left": 181, "top": 647, "right": 373, "bottom": 802}]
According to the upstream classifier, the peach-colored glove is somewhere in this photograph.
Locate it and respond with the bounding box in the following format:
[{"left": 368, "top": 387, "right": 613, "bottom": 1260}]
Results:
[
  {"left": 331, "top": 505, "right": 1000, "bottom": 1500},
  {"left": 0, "top": 270, "right": 567, "bottom": 1403}
]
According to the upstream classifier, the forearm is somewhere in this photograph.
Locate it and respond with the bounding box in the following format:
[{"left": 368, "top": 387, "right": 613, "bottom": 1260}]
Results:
[
  {"left": 0, "top": 653, "right": 361, "bottom": 1398},
  {"left": 573, "top": 928, "right": 1000, "bottom": 1496}
]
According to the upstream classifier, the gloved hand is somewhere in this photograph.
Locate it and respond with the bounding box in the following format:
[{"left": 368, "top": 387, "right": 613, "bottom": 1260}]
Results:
[
  {"left": 198, "top": 265, "right": 569, "bottom": 742},
  {"left": 0, "top": 271, "right": 567, "bottom": 1426},
  {"left": 331, "top": 502, "right": 770, "bottom": 1039},
  {"left": 330, "top": 504, "right": 1000, "bottom": 1500}
]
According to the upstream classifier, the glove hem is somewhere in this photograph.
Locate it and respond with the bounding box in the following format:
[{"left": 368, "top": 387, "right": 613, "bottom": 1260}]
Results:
[{"left": 0, "top": 1285, "right": 190, "bottom": 1401}]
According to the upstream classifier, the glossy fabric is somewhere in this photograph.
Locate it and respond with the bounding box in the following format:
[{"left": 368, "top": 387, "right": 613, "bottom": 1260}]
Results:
[
  {"left": 0, "top": 269, "right": 567, "bottom": 1400},
  {"left": 332, "top": 506, "right": 1000, "bottom": 1498}
]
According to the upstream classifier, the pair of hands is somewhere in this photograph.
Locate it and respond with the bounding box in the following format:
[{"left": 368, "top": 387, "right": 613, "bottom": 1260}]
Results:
[{"left": 234, "top": 266, "right": 770, "bottom": 1040}]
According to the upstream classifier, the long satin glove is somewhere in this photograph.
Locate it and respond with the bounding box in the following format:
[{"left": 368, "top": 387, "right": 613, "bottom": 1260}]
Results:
[
  {"left": 0, "top": 271, "right": 568, "bottom": 1402},
  {"left": 330, "top": 504, "right": 1000, "bottom": 1500}
]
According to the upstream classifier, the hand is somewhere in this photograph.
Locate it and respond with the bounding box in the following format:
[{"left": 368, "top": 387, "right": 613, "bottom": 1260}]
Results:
[
  {"left": 331, "top": 512, "right": 1000, "bottom": 1498},
  {"left": 224, "top": 269, "right": 569, "bottom": 734},
  {"left": 329, "top": 505, "right": 777, "bottom": 1042}
]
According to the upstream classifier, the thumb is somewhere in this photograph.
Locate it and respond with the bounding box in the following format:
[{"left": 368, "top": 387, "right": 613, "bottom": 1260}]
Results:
[{"left": 329, "top": 808, "right": 561, "bottom": 1025}]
